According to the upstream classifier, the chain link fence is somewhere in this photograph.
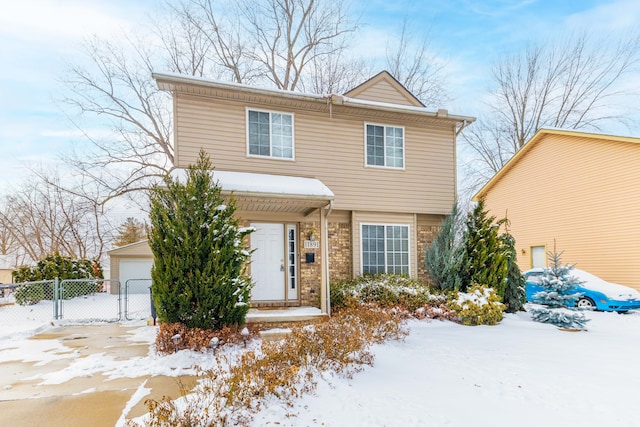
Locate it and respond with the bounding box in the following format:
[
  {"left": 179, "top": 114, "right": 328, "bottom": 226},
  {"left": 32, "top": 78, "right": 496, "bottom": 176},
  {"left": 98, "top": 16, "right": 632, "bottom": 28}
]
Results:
[
  {"left": 123, "top": 279, "right": 154, "bottom": 321},
  {"left": 0, "top": 278, "right": 154, "bottom": 332}
]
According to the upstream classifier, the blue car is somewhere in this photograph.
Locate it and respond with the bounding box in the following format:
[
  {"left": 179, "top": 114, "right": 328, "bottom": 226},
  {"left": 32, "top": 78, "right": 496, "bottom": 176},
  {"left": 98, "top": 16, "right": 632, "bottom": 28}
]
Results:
[{"left": 524, "top": 268, "right": 640, "bottom": 312}]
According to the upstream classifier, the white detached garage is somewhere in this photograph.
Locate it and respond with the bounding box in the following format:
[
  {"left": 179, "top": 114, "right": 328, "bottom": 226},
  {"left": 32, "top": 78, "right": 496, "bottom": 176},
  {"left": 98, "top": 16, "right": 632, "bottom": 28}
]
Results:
[{"left": 107, "top": 240, "right": 154, "bottom": 294}]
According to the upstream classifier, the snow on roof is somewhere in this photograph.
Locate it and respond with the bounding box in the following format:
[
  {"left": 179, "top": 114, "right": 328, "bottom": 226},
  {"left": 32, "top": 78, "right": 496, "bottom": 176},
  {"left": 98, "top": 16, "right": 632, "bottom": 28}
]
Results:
[
  {"left": 152, "top": 72, "right": 475, "bottom": 123},
  {"left": 171, "top": 169, "right": 334, "bottom": 199}
]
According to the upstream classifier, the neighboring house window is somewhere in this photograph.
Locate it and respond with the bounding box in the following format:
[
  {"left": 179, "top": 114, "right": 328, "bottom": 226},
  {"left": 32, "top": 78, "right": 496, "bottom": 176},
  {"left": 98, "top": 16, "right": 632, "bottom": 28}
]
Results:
[
  {"left": 361, "top": 224, "right": 409, "bottom": 275},
  {"left": 247, "top": 109, "right": 294, "bottom": 159},
  {"left": 365, "top": 124, "right": 404, "bottom": 168},
  {"left": 531, "top": 245, "right": 546, "bottom": 268}
]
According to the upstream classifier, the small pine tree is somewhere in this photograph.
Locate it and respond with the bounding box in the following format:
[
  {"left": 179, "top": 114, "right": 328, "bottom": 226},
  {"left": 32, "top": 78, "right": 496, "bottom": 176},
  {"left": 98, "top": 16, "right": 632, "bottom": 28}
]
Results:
[
  {"left": 148, "top": 150, "right": 254, "bottom": 330},
  {"left": 500, "top": 232, "right": 526, "bottom": 312},
  {"left": 460, "top": 199, "right": 508, "bottom": 298},
  {"left": 529, "top": 249, "right": 589, "bottom": 330},
  {"left": 113, "top": 217, "right": 147, "bottom": 246},
  {"left": 425, "top": 202, "right": 463, "bottom": 291}
]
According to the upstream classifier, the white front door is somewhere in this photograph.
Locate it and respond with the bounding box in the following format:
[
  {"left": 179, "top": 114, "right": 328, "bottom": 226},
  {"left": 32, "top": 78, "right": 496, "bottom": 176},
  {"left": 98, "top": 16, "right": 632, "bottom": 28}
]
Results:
[{"left": 250, "top": 223, "right": 286, "bottom": 301}]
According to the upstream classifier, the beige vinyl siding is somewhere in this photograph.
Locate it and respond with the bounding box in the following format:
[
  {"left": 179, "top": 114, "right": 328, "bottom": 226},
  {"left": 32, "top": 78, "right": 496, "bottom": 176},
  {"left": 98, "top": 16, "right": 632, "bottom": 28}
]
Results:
[
  {"left": 107, "top": 240, "right": 154, "bottom": 288},
  {"left": 349, "top": 78, "right": 417, "bottom": 106},
  {"left": 482, "top": 133, "right": 640, "bottom": 291},
  {"left": 174, "top": 93, "right": 456, "bottom": 215},
  {"left": 351, "top": 211, "right": 418, "bottom": 278}
]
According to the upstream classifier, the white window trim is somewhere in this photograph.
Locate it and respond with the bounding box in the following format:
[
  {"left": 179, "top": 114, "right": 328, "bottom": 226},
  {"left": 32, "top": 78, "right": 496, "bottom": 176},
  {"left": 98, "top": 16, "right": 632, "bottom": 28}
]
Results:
[
  {"left": 360, "top": 223, "right": 411, "bottom": 276},
  {"left": 286, "top": 223, "right": 298, "bottom": 301},
  {"left": 246, "top": 107, "right": 296, "bottom": 161},
  {"left": 363, "top": 122, "right": 406, "bottom": 170}
]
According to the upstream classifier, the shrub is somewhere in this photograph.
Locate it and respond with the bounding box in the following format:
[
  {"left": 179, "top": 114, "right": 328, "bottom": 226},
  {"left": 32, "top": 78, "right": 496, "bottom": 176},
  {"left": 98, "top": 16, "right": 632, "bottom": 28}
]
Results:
[
  {"left": 460, "top": 199, "right": 508, "bottom": 297},
  {"left": 330, "top": 274, "right": 446, "bottom": 314},
  {"left": 149, "top": 151, "right": 254, "bottom": 330},
  {"left": 13, "top": 253, "right": 103, "bottom": 283},
  {"left": 449, "top": 284, "right": 505, "bottom": 326},
  {"left": 14, "top": 283, "right": 46, "bottom": 305},
  {"left": 155, "top": 322, "right": 259, "bottom": 354},
  {"left": 137, "top": 306, "right": 407, "bottom": 426},
  {"left": 425, "top": 202, "right": 464, "bottom": 291}
]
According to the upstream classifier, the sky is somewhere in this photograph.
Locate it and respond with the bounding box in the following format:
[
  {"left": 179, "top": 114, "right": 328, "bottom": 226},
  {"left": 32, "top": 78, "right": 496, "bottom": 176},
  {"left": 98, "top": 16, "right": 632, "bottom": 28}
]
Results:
[{"left": 1, "top": 0, "right": 639, "bottom": 195}]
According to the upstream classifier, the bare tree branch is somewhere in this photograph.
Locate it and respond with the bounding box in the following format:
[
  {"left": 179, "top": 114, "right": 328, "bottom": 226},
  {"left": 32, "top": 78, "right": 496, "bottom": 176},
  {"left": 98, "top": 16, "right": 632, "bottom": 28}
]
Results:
[
  {"left": 462, "top": 31, "right": 640, "bottom": 189},
  {"left": 385, "top": 17, "right": 449, "bottom": 108}
]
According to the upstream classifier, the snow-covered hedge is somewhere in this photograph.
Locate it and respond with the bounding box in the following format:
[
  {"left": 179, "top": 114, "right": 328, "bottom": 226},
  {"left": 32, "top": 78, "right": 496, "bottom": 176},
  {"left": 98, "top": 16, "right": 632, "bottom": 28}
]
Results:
[
  {"left": 449, "top": 284, "right": 505, "bottom": 326},
  {"left": 330, "top": 274, "right": 446, "bottom": 312}
]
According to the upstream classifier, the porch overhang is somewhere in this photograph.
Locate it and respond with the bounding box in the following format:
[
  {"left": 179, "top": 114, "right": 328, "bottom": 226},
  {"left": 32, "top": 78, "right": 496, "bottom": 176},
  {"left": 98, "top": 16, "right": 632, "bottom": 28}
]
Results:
[{"left": 170, "top": 169, "right": 335, "bottom": 214}]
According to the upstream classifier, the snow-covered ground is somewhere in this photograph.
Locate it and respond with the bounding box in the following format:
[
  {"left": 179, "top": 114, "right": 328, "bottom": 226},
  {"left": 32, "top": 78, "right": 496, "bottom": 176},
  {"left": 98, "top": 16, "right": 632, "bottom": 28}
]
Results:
[
  {"left": 2, "top": 295, "right": 640, "bottom": 427},
  {"left": 253, "top": 310, "right": 640, "bottom": 426},
  {"left": 0, "top": 292, "right": 151, "bottom": 339}
]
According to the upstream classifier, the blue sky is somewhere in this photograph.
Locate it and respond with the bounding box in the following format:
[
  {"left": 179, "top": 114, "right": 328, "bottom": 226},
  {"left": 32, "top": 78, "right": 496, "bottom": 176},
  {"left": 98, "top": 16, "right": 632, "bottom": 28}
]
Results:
[{"left": 1, "top": 0, "right": 639, "bottom": 192}]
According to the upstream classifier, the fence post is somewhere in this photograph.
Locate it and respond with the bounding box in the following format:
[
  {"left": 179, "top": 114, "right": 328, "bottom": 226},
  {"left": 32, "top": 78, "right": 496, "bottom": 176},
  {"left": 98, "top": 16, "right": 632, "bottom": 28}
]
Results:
[{"left": 53, "top": 277, "right": 60, "bottom": 320}]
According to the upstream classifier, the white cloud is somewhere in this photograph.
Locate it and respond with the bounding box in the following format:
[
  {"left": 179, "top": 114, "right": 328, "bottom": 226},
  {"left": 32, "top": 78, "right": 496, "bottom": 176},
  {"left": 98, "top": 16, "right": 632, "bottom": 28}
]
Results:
[
  {"left": 565, "top": 0, "right": 640, "bottom": 33},
  {"left": 0, "top": 0, "right": 136, "bottom": 43}
]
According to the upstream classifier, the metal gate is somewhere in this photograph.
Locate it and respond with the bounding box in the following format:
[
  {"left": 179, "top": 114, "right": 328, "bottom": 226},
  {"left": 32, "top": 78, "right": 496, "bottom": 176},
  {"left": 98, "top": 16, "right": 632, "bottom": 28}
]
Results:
[
  {"left": 123, "top": 278, "right": 153, "bottom": 320},
  {"left": 0, "top": 278, "right": 153, "bottom": 324}
]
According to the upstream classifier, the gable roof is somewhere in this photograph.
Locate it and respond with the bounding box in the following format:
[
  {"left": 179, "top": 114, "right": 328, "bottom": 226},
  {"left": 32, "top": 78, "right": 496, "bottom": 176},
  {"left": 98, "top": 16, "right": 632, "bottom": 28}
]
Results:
[
  {"left": 107, "top": 239, "right": 152, "bottom": 256},
  {"left": 344, "top": 71, "right": 425, "bottom": 107},
  {"left": 152, "top": 72, "right": 474, "bottom": 130},
  {"left": 473, "top": 128, "right": 640, "bottom": 201}
]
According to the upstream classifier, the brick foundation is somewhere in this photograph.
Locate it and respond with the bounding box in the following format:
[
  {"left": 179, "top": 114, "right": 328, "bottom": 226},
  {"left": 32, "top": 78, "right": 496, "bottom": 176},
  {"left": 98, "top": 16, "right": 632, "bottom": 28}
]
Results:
[
  {"left": 417, "top": 224, "right": 441, "bottom": 284},
  {"left": 328, "top": 221, "right": 352, "bottom": 282}
]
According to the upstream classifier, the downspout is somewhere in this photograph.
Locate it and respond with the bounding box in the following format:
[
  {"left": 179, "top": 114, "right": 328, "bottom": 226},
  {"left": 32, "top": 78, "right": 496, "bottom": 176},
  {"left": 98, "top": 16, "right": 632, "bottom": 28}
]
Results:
[
  {"left": 324, "top": 200, "right": 334, "bottom": 316},
  {"left": 455, "top": 119, "right": 471, "bottom": 136}
]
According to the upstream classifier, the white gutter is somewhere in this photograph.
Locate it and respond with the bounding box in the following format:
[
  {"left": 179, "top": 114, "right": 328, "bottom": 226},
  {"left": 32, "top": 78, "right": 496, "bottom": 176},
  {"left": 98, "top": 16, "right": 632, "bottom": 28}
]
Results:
[{"left": 152, "top": 72, "right": 476, "bottom": 126}]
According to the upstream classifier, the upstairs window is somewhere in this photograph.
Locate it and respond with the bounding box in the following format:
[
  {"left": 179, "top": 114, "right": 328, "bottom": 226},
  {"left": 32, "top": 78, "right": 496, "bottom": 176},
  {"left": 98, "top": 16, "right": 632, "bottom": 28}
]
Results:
[
  {"left": 247, "top": 109, "right": 294, "bottom": 159},
  {"left": 366, "top": 124, "right": 404, "bottom": 168}
]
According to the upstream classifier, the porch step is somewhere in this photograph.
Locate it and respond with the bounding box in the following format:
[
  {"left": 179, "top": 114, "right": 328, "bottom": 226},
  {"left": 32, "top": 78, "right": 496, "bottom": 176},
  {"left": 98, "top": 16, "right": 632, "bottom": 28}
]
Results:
[
  {"left": 259, "top": 328, "right": 292, "bottom": 341},
  {"left": 246, "top": 307, "right": 327, "bottom": 324}
]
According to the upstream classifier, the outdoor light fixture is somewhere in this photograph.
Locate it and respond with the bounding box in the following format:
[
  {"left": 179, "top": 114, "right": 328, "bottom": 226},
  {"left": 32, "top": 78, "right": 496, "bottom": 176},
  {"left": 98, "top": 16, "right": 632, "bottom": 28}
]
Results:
[
  {"left": 209, "top": 337, "right": 219, "bottom": 354},
  {"left": 171, "top": 333, "right": 182, "bottom": 353},
  {"left": 241, "top": 327, "right": 249, "bottom": 347},
  {"left": 309, "top": 231, "right": 316, "bottom": 241}
]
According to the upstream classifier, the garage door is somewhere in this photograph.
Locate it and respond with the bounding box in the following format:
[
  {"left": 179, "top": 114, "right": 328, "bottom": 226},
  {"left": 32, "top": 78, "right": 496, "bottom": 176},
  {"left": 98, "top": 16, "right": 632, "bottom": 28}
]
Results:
[{"left": 119, "top": 259, "right": 153, "bottom": 294}]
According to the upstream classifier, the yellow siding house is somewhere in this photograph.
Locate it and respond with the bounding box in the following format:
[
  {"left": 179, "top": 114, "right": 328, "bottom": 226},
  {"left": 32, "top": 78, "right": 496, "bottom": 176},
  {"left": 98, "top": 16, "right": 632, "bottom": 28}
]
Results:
[{"left": 474, "top": 129, "right": 640, "bottom": 291}]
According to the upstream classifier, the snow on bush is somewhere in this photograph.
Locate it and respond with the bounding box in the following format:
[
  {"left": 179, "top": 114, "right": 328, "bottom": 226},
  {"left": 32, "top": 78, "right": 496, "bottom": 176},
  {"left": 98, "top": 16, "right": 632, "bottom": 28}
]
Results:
[
  {"left": 449, "top": 284, "right": 504, "bottom": 326},
  {"left": 132, "top": 307, "right": 407, "bottom": 426},
  {"left": 330, "top": 274, "right": 448, "bottom": 315}
]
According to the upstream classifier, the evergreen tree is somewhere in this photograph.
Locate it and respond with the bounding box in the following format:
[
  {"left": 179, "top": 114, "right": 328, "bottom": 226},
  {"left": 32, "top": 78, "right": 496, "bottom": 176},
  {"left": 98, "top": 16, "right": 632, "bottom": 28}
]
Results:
[
  {"left": 529, "top": 249, "right": 589, "bottom": 330},
  {"left": 148, "top": 150, "right": 254, "bottom": 330},
  {"left": 425, "top": 202, "right": 463, "bottom": 291},
  {"left": 500, "top": 231, "right": 526, "bottom": 312},
  {"left": 460, "top": 199, "right": 508, "bottom": 297},
  {"left": 113, "top": 217, "right": 147, "bottom": 246}
]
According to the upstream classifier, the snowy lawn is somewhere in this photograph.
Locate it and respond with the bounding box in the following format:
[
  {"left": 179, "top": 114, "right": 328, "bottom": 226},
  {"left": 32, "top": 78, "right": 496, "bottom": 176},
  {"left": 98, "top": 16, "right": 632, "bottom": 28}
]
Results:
[
  {"left": 2, "top": 298, "right": 640, "bottom": 426},
  {"left": 251, "top": 309, "right": 640, "bottom": 427}
]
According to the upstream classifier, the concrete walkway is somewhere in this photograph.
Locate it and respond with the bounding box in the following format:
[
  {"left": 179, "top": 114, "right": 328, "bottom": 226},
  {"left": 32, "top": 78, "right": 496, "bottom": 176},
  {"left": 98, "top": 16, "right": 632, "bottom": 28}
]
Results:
[{"left": 0, "top": 323, "right": 195, "bottom": 427}]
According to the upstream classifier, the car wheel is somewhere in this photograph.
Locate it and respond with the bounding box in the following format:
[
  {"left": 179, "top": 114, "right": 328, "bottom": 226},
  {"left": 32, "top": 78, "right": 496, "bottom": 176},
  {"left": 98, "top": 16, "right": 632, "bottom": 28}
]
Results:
[{"left": 577, "top": 297, "right": 595, "bottom": 309}]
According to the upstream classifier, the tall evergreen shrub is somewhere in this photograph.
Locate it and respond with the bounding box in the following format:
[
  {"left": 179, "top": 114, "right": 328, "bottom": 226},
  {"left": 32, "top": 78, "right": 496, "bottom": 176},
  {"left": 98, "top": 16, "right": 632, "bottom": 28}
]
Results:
[
  {"left": 425, "top": 202, "right": 463, "bottom": 291},
  {"left": 460, "top": 199, "right": 508, "bottom": 297},
  {"left": 500, "top": 232, "right": 526, "bottom": 312},
  {"left": 149, "top": 151, "right": 254, "bottom": 330}
]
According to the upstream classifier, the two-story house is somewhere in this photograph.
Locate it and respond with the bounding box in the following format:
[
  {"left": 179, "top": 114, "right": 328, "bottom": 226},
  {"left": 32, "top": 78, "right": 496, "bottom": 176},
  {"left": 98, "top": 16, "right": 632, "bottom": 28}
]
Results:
[{"left": 151, "top": 71, "right": 475, "bottom": 315}]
